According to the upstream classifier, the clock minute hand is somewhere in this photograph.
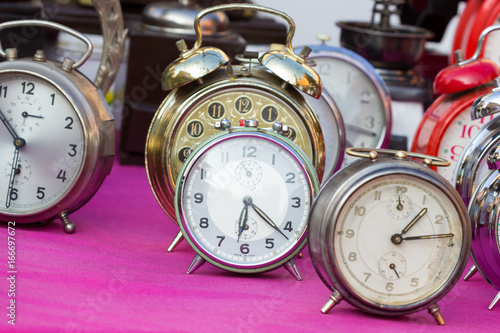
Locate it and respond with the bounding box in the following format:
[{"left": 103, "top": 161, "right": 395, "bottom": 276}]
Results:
[
  {"left": 249, "top": 201, "right": 289, "bottom": 240},
  {"left": 0, "top": 109, "right": 19, "bottom": 140},
  {"left": 403, "top": 233, "right": 454, "bottom": 241}
]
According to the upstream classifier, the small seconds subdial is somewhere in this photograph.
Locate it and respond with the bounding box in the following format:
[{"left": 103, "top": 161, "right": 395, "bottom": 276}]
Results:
[
  {"left": 4, "top": 157, "right": 31, "bottom": 186},
  {"left": 234, "top": 217, "right": 258, "bottom": 240},
  {"left": 387, "top": 194, "right": 413, "bottom": 220},
  {"left": 235, "top": 160, "right": 263, "bottom": 187},
  {"left": 378, "top": 251, "right": 407, "bottom": 281}
]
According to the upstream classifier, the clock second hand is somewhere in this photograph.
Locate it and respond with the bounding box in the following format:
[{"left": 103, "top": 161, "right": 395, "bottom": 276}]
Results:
[
  {"left": 237, "top": 197, "right": 251, "bottom": 243},
  {"left": 5, "top": 148, "right": 20, "bottom": 208}
]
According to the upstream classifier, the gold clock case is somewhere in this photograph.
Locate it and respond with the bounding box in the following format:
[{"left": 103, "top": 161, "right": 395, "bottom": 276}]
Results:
[{"left": 146, "top": 65, "right": 325, "bottom": 222}]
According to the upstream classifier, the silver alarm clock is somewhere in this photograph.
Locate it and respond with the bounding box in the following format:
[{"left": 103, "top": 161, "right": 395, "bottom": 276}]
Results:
[
  {"left": 309, "top": 148, "right": 471, "bottom": 325},
  {"left": 0, "top": 20, "right": 115, "bottom": 233}
]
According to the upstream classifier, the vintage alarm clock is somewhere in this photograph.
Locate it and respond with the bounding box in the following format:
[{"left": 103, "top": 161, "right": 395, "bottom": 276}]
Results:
[
  {"left": 412, "top": 25, "right": 500, "bottom": 184},
  {"left": 455, "top": 78, "right": 500, "bottom": 206},
  {"left": 454, "top": 77, "right": 500, "bottom": 282},
  {"left": 309, "top": 148, "right": 471, "bottom": 325},
  {"left": 0, "top": 20, "right": 115, "bottom": 233},
  {"left": 467, "top": 146, "right": 500, "bottom": 310},
  {"left": 302, "top": 35, "right": 392, "bottom": 166},
  {"left": 452, "top": 0, "right": 500, "bottom": 65},
  {"left": 175, "top": 119, "right": 319, "bottom": 279},
  {"left": 146, "top": 4, "right": 327, "bottom": 252}
]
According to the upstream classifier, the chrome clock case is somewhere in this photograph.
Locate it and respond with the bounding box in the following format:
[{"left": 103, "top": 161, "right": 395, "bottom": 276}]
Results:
[
  {"left": 0, "top": 20, "right": 114, "bottom": 233},
  {"left": 468, "top": 153, "right": 500, "bottom": 310}
]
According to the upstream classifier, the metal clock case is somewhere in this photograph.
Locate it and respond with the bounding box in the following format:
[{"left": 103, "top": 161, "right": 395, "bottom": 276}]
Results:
[
  {"left": 468, "top": 154, "right": 500, "bottom": 310},
  {"left": 309, "top": 148, "right": 471, "bottom": 325},
  {"left": 0, "top": 20, "right": 115, "bottom": 233},
  {"left": 302, "top": 36, "right": 392, "bottom": 167},
  {"left": 412, "top": 25, "right": 500, "bottom": 184},
  {"left": 454, "top": 78, "right": 500, "bottom": 207},
  {"left": 146, "top": 4, "right": 325, "bottom": 251},
  {"left": 175, "top": 120, "right": 319, "bottom": 279}
]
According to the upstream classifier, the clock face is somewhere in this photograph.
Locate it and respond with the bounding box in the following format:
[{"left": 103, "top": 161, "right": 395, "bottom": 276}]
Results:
[
  {"left": 178, "top": 133, "right": 312, "bottom": 269},
  {"left": 333, "top": 174, "right": 463, "bottom": 307},
  {"left": 437, "top": 112, "right": 498, "bottom": 183},
  {"left": 169, "top": 87, "right": 316, "bottom": 184},
  {"left": 0, "top": 73, "right": 85, "bottom": 215},
  {"left": 309, "top": 54, "right": 389, "bottom": 166}
]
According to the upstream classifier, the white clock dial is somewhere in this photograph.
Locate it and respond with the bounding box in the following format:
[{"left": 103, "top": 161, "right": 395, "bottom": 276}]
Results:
[
  {"left": 310, "top": 55, "right": 389, "bottom": 166},
  {"left": 437, "top": 112, "right": 498, "bottom": 183},
  {"left": 0, "top": 74, "right": 85, "bottom": 215},
  {"left": 334, "top": 175, "right": 463, "bottom": 306},
  {"left": 179, "top": 134, "right": 312, "bottom": 268}
]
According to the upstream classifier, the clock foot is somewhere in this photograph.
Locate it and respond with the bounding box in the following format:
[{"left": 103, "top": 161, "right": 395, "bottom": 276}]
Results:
[
  {"left": 284, "top": 259, "right": 301, "bottom": 281},
  {"left": 428, "top": 303, "right": 445, "bottom": 325},
  {"left": 488, "top": 291, "right": 500, "bottom": 310},
  {"left": 167, "top": 231, "right": 184, "bottom": 252},
  {"left": 59, "top": 212, "right": 75, "bottom": 234},
  {"left": 321, "top": 289, "right": 343, "bottom": 314},
  {"left": 463, "top": 265, "right": 477, "bottom": 281},
  {"left": 187, "top": 254, "right": 206, "bottom": 274}
]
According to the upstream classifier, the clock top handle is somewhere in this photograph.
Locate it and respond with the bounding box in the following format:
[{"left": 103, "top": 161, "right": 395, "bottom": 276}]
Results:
[
  {"left": 190, "top": 3, "right": 297, "bottom": 60},
  {"left": 460, "top": 24, "right": 500, "bottom": 65},
  {"left": 0, "top": 19, "right": 93, "bottom": 70},
  {"left": 346, "top": 147, "right": 451, "bottom": 168}
]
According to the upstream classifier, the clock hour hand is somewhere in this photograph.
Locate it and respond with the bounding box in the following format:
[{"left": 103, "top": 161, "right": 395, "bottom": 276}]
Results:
[
  {"left": 0, "top": 109, "right": 26, "bottom": 148},
  {"left": 237, "top": 197, "right": 250, "bottom": 243},
  {"left": 401, "top": 208, "right": 427, "bottom": 235},
  {"left": 22, "top": 112, "right": 44, "bottom": 119},
  {"left": 248, "top": 198, "right": 289, "bottom": 240},
  {"left": 391, "top": 208, "right": 428, "bottom": 244}
]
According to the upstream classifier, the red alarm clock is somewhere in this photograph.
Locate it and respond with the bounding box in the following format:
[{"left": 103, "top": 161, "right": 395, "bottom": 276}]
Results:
[
  {"left": 412, "top": 26, "right": 500, "bottom": 184},
  {"left": 452, "top": 0, "right": 500, "bottom": 64}
]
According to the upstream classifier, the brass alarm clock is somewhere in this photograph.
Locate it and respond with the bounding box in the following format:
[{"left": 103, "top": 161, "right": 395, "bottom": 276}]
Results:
[
  {"left": 309, "top": 148, "right": 471, "bottom": 325},
  {"left": 0, "top": 20, "right": 115, "bottom": 233},
  {"left": 146, "top": 4, "right": 326, "bottom": 252}
]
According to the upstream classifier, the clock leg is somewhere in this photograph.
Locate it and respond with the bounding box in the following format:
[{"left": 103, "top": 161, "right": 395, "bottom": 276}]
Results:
[
  {"left": 428, "top": 303, "right": 445, "bottom": 325},
  {"left": 283, "top": 259, "right": 302, "bottom": 281},
  {"left": 187, "top": 254, "right": 206, "bottom": 275},
  {"left": 488, "top": 291, "right": 500, "bottom": 310},
  {"left": 167, "top": 230, "right": 184, "bottom": 252},
  {"left": 321, "top": 289, "right": 343, "bottom": 314},
  {"left": 59, "top": 212, "right": 76, "bottom": 234},
  {"left": 463, "top": 265, "right": 477, "bottom": 281}
]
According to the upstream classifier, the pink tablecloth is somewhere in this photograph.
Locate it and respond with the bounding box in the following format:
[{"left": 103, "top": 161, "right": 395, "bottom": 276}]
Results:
[{"left": 1, "top": 160, "right": 498, "bottom": 333}]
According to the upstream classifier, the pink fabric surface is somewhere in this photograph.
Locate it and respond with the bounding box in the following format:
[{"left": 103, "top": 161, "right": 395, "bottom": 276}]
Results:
[{"left": 1, "top": 160, "right": 499, "bottom": 332}]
